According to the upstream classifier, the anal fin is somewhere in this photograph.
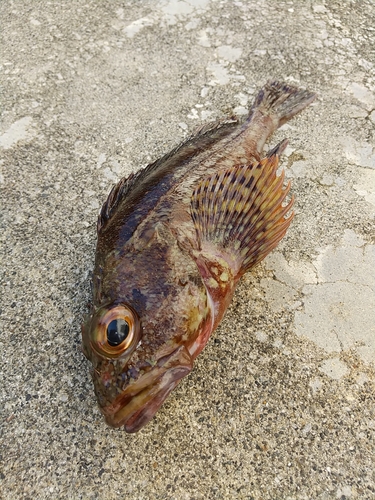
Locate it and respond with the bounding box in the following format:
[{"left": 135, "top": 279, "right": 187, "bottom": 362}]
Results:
[{"left": 190, "top": 139, "right": 294, "bottom": 279}]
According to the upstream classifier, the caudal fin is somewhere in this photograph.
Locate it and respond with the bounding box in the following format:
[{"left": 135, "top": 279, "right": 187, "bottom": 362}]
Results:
[{"left": 248, "top": 80, "right": 316, "bottom": 127}]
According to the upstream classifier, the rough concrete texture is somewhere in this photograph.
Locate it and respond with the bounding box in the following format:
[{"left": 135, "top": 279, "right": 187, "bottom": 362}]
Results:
[{"left": 1, "top": 1, "right": 374, "bottom": 499}]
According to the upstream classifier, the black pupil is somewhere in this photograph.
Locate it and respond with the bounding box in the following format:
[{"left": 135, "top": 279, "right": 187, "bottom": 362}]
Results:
[{"left": 107, "top": 319, "right": 130, "bottom": 346}]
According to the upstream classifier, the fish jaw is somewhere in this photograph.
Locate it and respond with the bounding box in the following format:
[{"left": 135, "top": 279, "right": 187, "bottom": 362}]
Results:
[
  {"left": 112, "top": 366, "right": 189, "bottom": 433},
  {"left": 98, "top": 345, "right": 193, "bottom": 432}
]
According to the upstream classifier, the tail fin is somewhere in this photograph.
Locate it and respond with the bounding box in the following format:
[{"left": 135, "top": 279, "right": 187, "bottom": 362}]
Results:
[{"left": 248, "top": 80, "right": 316, "bottom": 126}]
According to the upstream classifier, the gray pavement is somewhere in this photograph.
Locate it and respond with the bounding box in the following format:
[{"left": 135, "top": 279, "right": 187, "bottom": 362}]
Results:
[{"left": 1, "top": 1, "right": 374, "bottom": 499}]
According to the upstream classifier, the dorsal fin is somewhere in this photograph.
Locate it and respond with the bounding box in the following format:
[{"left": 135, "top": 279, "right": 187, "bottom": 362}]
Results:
[
  {"left": 97, "top": 170, "right": 141, "bottom": 233},
  {"left": 97, "top": 117, "right": 239, "bottom": 233}
]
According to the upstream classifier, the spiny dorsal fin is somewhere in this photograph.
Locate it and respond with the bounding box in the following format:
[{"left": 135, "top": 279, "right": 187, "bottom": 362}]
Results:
[
  {"left": 97, "top": 117, "right": 239, "bottom": 233},
  {"left": 97, "top": 171, "right": 139, "bottom": 233},
  {"left": 190, "top": 139, "right": 293, "bottom": 277}
]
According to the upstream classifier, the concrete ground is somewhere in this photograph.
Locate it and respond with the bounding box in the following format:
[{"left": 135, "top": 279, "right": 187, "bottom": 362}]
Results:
[{"left": 1, "top": 1, "right": 374, "bottom": 499}]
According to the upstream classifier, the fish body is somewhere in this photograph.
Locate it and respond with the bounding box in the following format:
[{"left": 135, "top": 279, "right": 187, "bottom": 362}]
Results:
[{"left": 82, "top": 81, "right": 316, "bottom": 432}]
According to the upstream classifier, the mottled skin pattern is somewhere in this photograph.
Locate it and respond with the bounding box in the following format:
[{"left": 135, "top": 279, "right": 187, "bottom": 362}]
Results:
[{"left": 82, "top": 81, "right": 316, "bottom": 432}]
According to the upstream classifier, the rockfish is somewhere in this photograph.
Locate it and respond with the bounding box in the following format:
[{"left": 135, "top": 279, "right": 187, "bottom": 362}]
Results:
[{"left": 82, "top": 81, "right": 316, "bottom": 432}]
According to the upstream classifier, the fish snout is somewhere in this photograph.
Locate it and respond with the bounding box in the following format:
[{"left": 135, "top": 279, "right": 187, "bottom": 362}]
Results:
[{"left": 102, "top": 345, "right": 193, "bottom": 432}]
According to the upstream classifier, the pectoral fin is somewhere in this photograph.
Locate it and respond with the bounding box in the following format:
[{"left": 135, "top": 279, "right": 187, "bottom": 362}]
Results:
[{"left": 190, "top": 139, "right": 294, "bottom": 279}]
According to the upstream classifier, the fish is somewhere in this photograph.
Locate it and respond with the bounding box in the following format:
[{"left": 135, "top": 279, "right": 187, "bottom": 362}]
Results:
[{"left": 81, "top": 81, "right": 316, "bottom": 433}]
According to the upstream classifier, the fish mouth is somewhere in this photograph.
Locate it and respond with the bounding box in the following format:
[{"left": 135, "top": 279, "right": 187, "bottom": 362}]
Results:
[{"left": 101, "top": 345, "right": 193, "bottom": 432}]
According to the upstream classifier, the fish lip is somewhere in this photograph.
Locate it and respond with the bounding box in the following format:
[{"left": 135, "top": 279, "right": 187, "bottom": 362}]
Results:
[
  {"left": 123, "top": 366, "right": 190, "bottom": 433},
  {"left": 101, "top": 345, "right": 192, "bottom": 431}
]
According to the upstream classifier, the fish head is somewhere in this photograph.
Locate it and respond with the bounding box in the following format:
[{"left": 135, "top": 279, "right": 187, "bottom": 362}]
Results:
[{"left": 81, "top": 290, "right": 209, "bottom": 432}]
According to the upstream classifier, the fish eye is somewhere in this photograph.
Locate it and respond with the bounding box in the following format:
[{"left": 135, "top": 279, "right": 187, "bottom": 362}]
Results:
[
  {"left": 107, "top": 318, "right": 130, "bottom": 346},
  {"left": 90, "top": 304, "right": 140, "bottom": 358}
]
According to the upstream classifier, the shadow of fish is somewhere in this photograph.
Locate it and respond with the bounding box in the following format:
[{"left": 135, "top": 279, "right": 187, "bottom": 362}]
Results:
[{"left": 82, "top": 81, "right": 316, "bottom": 432}]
